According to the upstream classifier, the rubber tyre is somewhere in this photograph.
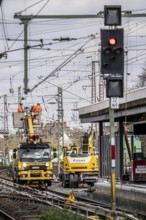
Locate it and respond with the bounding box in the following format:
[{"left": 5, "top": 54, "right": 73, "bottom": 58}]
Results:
[
  {"left": 69, "top": 174, "right": 74, "bottom": 188},
  {"left": 48, "top": 181, "right": 52, "bottom": 186},
  {"left": 62, "top": 177, "right": 67, "bottom": 188},
  {"left": 74, "top": 174, "right": 79, "bottom": 188}
]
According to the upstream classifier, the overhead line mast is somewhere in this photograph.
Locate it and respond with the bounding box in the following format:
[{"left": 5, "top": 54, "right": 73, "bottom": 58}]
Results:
[{"left": 57, "top": 87, "right": 64, "bottom": 176}]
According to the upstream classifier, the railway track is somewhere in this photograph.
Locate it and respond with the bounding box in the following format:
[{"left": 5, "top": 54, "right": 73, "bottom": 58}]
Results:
[
  {"left": 0, "top": 177, "right": 55, "bottom": 220},
  {"left": 0, "top": 167, "right": 145, "bottom": 220},
  {"left": 0, "top": 176, "right": 142, "bottom": 220}
]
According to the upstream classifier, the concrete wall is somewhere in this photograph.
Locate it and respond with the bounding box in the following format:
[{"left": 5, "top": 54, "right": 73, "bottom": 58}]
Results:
[{"left": 93, "top": 182, "right": 146, "bottom": 216}]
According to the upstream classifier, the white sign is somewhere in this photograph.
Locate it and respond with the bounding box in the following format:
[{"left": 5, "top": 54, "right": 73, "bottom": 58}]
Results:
[
  {"left": 68, "top": 156, "right": 91, "bottom": 164},
  {"left": 135, "top": 165, "right": 146, "bottom": 174},
  {"left": 111, "top": 97, "right": 119, "bottom": 109}
]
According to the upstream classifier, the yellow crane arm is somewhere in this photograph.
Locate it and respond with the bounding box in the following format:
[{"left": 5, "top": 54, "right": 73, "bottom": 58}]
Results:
[{"left": 27, "top": 114, "right": 34, "bottom": 135}]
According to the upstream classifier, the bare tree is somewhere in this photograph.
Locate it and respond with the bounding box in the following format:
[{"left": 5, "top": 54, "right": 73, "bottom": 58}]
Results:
[{"left": 135, "top": 61, "right": 146, "bottom": 88}]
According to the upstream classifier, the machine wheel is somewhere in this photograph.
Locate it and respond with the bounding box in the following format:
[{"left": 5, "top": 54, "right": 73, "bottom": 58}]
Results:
[
  {"left": 129, "top": 175, "right": 132, "bottom": 183},
  {"left": 12, "top": 171, "right": 17, "bottom": 183},
  {"left": 88, "top": 182, "right": 94, "bottom": 187},
  {"left": 62, "top": 176, "right": 67, "bottom": 188},
  {"left": 69, "top": 174, "right": 74, "bottom": 188},
  {"left": 13, "top": 175, "right": 16, "bottom": 183},
  {"left": 48, "top": 180, "right": 52, "bottom": 186},
  {"left": 74, "top": 174, "right": 79, "bottom": 188},
  {"left": 16, "top": 176, "right": 22, "bottom": 184}
]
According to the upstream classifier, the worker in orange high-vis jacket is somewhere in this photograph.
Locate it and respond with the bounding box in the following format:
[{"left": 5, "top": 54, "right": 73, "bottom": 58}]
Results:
[
  {"left": 17, "top": 103, "right": 24, "bottom": 112},
  {"left": 33, "top": 103, "right": 42, "bottom": 112}
]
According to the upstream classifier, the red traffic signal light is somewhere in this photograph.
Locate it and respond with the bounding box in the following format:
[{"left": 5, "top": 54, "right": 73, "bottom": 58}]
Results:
[
  {"left": 108, "top": 37, "right": 123, "bottom": 54},
  {"left": 108, "top": 37, "right": 117, "bottom": 46}
]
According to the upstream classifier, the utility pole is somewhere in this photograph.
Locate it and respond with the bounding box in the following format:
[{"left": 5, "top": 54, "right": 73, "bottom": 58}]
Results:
[
  {"left": 82, "top": 60, "right": 98, "bottom": 104},
  {"left": 100, "top": 6, "right": 124, "bottom": 218},
  {"left": 18, "top": 86, "right": 22, "bottom": 104},
  {"left": 91, "top": 61, "right": 99, "bottom": 154},
  {"left": 109, "top": 99, "right": 116, "bottom": 211},
  {"left": 99, "top": 75, "right": 104, "bottom": 102},
  {"left": 23, "top": 20, "right": 29, "bottom": 94},
  {"left": 91, "top": 61, "right": 97, "bottom": 104},
  {"left": 3, "top": 95, "right": 8, "bottom": 164},
  {"left": 14, "top": 16, "right": 30, "bottom": 94},
  {"left": 72, "top": 102, "right": 78, "bottom": 121},
  {"left": 4, "top": 95, "right": 8, "bottom": 133},
  {"left": 57, "top": 87, "right": 64, "bottom": 176},
  {"left": 97, "top": 50, "right": 105, "bottom": 102}
]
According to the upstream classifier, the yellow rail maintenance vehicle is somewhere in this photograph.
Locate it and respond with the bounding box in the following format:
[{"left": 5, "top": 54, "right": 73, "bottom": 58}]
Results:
[
  {"left": 60, "top": 127, "right": 98, "bottom": 188},
  {"left": 12, "top": 107, "right": 55, "bottom": 188}
]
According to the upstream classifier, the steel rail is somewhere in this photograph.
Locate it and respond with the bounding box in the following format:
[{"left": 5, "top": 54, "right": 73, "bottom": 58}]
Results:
[
  {"left": 0, "top": 177, "right": 143, "bottom": 220},
  {"left": 0, "top": 209, "right": 16, "bottom": 220}
]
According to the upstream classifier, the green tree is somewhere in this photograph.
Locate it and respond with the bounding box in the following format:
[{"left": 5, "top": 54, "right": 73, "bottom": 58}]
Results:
[
  {"left": 47, "top": 135, "right": 58, "bottom": 149},
  {"left": 0, "top": 134, "right": 19, "bottom": 152},
  {"left": 7, "top": 134, "right": 19, "bottom": 149},
  {"left": 39, "top": 210, "right": 85, "bottom": 220}
]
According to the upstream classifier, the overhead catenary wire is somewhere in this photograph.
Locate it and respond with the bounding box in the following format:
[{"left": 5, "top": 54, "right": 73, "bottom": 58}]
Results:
[
  {"left": 0, "top": 35, "right": 95, "bottom": 82},
  {"left": 45, "top": 80, "right": 92, "bottom": 104},
  {"left": 16, "top": 0, "right": 49, "bottom": 15},
  {"left": 29, "top": 36, "right": 95, "bottom": 93},
  {"left": 1, "top": 6, "right": 146, "bottom": 130}
]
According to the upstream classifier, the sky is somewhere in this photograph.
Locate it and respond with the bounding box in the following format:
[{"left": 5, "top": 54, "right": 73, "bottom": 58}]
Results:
[{"left": 0, "top": 0, "right": 146, "bottom": 132}]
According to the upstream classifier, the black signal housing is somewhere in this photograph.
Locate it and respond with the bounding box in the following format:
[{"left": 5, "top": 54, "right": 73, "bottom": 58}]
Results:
[{"left": 101, "top": 28, "right": 124, "bottom": 76}]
